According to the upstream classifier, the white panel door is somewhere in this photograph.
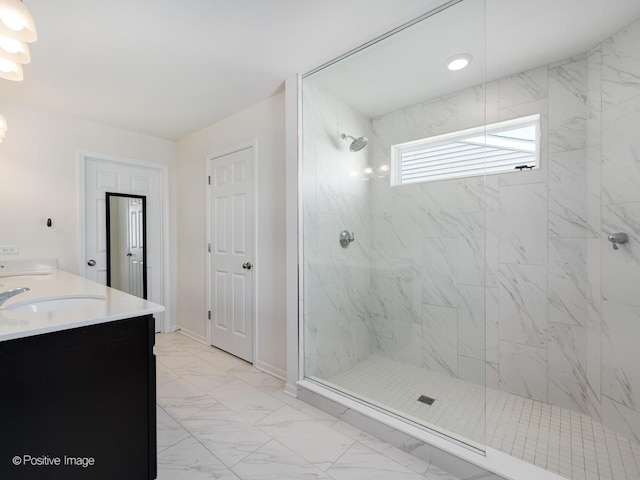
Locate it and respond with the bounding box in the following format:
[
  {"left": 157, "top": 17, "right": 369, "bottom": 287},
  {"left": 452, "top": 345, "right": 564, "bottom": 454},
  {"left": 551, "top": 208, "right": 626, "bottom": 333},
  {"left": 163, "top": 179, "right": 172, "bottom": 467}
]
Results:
[
  {"left": 209, "top": 147, "right": 254, "bottom": 362},
  {"left": 128, "top": 198, "right": 145, "bottom": 299},
  {"left": 84, "top": 158, "right": 163, "bottom": 332}
]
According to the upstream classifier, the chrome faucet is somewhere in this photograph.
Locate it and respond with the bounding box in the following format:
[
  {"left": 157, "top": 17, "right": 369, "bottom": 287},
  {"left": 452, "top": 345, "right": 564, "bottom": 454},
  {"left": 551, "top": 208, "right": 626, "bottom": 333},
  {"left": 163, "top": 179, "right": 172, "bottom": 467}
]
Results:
[{"left": 0, "top": 287, "right": 30, "bottom": 307}]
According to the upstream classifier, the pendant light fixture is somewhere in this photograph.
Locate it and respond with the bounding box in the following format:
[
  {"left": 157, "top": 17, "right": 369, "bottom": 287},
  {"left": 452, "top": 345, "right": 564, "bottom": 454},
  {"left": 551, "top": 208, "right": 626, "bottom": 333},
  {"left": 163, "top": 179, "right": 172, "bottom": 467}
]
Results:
[
  {"left": 0, "top": 112, "right": 8, "bottom": 143},
  {"left": 0, "top": 0, "right": 36, "bottom": 81}
]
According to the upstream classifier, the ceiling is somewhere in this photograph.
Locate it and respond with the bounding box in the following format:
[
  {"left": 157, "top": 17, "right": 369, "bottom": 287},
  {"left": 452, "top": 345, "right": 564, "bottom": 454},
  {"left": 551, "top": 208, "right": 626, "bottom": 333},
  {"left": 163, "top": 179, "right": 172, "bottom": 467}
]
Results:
[
  {"left": 2, "top": 1, "right": 639, "bottom": 141},
  {"left": 309, "top": 0, "right": 640, "bottom": 119},
  {"left": 0, "top": 0, "right": 446, "bottom": 140}
]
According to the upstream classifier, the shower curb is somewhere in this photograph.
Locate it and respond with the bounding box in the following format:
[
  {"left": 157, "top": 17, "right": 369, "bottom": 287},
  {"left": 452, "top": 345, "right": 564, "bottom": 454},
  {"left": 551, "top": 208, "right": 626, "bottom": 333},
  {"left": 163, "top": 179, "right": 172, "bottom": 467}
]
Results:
[{"left": 297, "top": 380, "right": 566, "bottom": 480}]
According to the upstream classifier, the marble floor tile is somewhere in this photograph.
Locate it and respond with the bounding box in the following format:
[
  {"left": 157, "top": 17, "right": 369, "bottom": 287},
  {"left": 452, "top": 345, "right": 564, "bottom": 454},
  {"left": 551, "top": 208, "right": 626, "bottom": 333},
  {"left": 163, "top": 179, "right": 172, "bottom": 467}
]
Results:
[
  {"left": 231, "top": 439, "right": 331, "bottom": 480},
  {"left": 257, "top": 404, "right": 355, "bottom": 470},
  {"left": 157, "top": 406, "right": 192, "bottom": 452},
  {"left": 154, "top": 332, "right": 467, "bottom": 480},
  {"left": 157, "top": 436, "right": 240, "bottom": 480},
  {"left": 326, "top": 442, "right": 427, "bottom": 479}
]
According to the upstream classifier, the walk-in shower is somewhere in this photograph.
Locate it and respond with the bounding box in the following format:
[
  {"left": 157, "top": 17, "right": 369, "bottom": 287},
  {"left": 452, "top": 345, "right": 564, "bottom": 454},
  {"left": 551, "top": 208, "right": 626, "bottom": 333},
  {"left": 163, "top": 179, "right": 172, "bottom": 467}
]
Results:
[{"left": 299, "top": 1, "right": 640, "bottom": 480}]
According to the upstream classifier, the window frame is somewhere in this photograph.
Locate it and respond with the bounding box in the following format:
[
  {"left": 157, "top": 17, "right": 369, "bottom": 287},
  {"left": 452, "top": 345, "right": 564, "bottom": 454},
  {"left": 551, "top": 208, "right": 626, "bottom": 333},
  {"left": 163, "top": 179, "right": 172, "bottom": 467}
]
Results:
[{"left": 390, "top": 113, "right": 541, "bottom": 186}]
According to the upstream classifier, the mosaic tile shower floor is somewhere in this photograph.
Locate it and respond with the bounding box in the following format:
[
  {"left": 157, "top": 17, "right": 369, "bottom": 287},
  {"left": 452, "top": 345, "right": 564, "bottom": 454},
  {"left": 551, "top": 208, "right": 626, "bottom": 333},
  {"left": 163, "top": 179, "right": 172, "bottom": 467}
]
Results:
[{"left": 328, "top": 356, "right": 640, "bottom": 480}]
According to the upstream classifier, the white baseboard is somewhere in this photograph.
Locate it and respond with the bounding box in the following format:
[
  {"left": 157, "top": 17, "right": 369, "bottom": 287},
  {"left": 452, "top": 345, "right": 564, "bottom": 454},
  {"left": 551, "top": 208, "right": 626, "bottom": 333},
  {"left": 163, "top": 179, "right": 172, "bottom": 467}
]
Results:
[
  {"left": 175, "top": 326, "right": 207, "bottom": 345},
  {"left": 255, "top": 359, "right": 286, "bottom": 381}
]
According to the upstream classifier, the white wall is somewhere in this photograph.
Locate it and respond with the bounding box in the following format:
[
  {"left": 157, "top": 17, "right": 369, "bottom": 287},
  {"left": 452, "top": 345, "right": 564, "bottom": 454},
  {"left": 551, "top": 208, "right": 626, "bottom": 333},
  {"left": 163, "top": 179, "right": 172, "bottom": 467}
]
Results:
[
  {"left": 0, "top": 100, "right": 178, "bottom": 324},
  {"left": 176, "top": 93, "right": 287, "bottom": 378}
]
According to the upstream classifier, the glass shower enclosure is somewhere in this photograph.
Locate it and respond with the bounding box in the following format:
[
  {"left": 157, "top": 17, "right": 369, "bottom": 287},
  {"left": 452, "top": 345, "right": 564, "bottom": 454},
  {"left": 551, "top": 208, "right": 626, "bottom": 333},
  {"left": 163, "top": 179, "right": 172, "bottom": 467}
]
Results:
[
  {"left": 300, "top": 1, "right": 640, "bottom": 478},
  {"left": 301, "top": 0, "right": 488, "bottom": 452}
]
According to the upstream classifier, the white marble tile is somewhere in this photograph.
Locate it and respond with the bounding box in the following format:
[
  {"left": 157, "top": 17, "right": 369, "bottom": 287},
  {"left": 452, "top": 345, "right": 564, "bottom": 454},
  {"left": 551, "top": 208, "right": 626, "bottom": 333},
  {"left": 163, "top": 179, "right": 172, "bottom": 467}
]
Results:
[
  {"left": 457, "top": 212, "right": 485, "bottom": 287},
  {"left": 257, "top": 405, "right": 355, "bottom": 470},
  {"left": 422, "top": 181, "right": 459, "bottom": 238},
  {"left": 457, "top": 177, "right": 485, "bottom": 213},
  {"left": 458, "top": 356, "right": 485, "bottom": 387},
  {"left": 587, "top": 46, "right": 603, "bottom": 147},
  {"left": 231, "top": 439, "right": 331, "bottom": 480},
  {"left": 347, "top": 431, "right": 431, "bottom": 475},
  {"left": 603, "top": 99, "right": 640, "bottom": 207},
  {"left": 371, "top": 276, "right": 421, "bottom": 325},
  {"left": 173, "top": 362, "right": 235, "bottom": 393},
  {"left": 485, "top": 287, "right": 500, "bottom": 365},
  {"left": 157, "top": 406, "right": 192, "bottom": 452},
  {"left": 548, "top": 59, "right": 587, "bottom": 153},
  {"left": 207, "top": 381, "right": 285, "bottom": 424},
  {"left": 157, "top": 352, "right": 203, "bottom": 370},
  {"left": 602, "top": 395, "right": 640, "bottom": 444},
  {"left": 548, "top": 237, "right": 589, "bottom": 327},
  {"left": 156, "top": 377, "right": 220, "bottom": 420},
  {"left": 602, "top": 201, "right": 640, "bottom": 307},
  {"left": 228, "top": 364, "right": 285, "bottom": 391},
  {"left": 587, "top": 326, "right": 603, "bottom": 421},
  {"left": 547, "top": 323, "right": 590, "bottom": 413},
  {"left": 457, "top": 285, "right": 485, "bottom": 360},
  {"left": 422, "top": 304, "right": 457, "bottom": 377},
  {"left": 499, "top": 340, "right": 547, "bottom": 402},
  {"left": 548, "top": 149, "right": 598, "bottom": 238},
  {"left": 421, "top": 94, "right": 459, "bottom": 137},
  {"left": 192, "top": 347, "right": 250, "bottom": 370},
  {"left": 499, "top": 183, "right": 547, "bottom": 265},
  {"left": 180, "top": 403, "right": 272, "bottom": 468},
  {"left": 602, "top": 300, "right": 640, "bottom": 412},
  {"left": 157, "top": 436, "right": 239, "bottom": 480},
  {"left": 586, "top": 237, "right": 603, "bottom": 331},
  {"left": 326, "top": 442, "right": 426, "bottom": 480},
  {"left": 486, "top": 362, "right": 499, "bottom": 390},
  {"left": 499, "top": 66, "right": 548, "bottom": 109},
  {"left": 393, "top": 321, "right": 422, "bottom": 368},
  {"left": 424, "top": 464, "right": 463, "bottom": 480},
  {"left": 602, "top": 17, "right": 640, "bottom": 108},
  {"left": 422, "top": 238, "right": 458, "bottom": 308},
  {"left": 498, "top": 264, "right": 547, "bottom": 347},
  {"left": 457, "top": 84, "right": 486, "bottom": 130}
]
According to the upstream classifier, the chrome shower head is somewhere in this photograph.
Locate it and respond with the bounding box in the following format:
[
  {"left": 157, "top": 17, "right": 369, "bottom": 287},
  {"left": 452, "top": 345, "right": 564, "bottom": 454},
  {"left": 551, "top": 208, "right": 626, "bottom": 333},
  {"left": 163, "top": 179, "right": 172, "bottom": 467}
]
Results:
[{"left": 341, "top": 133, "right": 368, "bottom": 152}]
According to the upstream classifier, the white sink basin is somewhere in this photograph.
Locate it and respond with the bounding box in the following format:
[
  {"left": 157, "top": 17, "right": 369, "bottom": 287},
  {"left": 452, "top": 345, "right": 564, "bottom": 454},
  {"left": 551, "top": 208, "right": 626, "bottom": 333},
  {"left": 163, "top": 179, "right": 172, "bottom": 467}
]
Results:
[
  {"left": 0, "top": 271, "right": 53, "bottom": 279},
  {"left": 5, "top": 295, "right": 106, "bottom": 313}
]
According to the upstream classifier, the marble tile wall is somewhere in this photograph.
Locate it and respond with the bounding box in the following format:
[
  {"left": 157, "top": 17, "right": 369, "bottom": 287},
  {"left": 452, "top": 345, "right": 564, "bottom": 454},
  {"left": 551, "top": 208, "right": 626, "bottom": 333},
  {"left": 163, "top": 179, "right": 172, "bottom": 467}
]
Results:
[
  {"left": 302, "top": 80, "right": 373, "bottom": 380},
  {"left": 600, "top": 16, "right": 640, "bottom": 443},
  {"left": 302, "top": 15, "right": 640, "bottom": 444}
]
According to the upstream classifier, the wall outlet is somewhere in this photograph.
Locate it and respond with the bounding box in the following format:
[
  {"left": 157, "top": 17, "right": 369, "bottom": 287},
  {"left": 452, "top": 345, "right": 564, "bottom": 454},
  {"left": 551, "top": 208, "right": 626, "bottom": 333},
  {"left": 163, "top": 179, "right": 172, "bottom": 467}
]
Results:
[{"left": 0, "top": 245, "right": 18, "bottom": 254}]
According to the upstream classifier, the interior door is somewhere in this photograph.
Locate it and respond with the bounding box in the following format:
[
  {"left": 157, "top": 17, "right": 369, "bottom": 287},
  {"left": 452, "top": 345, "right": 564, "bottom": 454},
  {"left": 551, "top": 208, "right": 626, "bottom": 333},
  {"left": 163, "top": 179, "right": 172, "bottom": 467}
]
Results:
[
  {"left": 128, "top": 198, "right": 145, "bottom": 299},
  {"left": 209, "top": 147, "right": 254, "bottom": 362},
  {"left": 84, "top": 158, "right": 163, "bottom": 332}
]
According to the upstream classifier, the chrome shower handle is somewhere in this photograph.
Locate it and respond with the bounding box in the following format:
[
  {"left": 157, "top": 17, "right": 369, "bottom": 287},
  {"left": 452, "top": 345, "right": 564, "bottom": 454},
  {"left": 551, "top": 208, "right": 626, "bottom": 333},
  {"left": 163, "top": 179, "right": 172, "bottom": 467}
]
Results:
[
  {"left": 339, "top": 230, "right": 355, "bottom": 248},
  {"left": 608, "top": 232, "right": 629, "bottom": 250}
]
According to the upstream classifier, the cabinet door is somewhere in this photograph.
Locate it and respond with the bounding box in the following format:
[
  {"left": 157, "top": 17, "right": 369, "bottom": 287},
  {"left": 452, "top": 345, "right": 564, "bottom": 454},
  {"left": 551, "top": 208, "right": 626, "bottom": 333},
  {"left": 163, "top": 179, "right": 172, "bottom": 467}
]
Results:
[{"left": 0, "top": 315, "right": 156, "bottom": 480}]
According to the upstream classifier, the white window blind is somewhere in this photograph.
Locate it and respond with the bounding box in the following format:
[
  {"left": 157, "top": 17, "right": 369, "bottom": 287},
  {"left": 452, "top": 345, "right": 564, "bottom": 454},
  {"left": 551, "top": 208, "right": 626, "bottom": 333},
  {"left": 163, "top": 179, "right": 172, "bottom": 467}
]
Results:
[{"left": 391, "top": 114, "right": 540, "bottom": 185}]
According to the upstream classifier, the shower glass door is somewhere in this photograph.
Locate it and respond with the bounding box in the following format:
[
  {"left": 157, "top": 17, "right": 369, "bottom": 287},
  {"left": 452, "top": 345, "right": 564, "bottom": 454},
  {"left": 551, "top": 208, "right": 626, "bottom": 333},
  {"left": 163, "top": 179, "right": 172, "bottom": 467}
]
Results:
[{"left": 301, "top": 0, "right": 488, "bottom": 452}]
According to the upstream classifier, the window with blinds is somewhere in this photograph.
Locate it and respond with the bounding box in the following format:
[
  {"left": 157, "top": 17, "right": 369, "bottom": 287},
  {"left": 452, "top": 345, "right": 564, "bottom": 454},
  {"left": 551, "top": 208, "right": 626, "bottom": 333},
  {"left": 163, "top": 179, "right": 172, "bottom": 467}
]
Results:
[{"left": 390, "top": 114, "right": 540, "bottom": 186}]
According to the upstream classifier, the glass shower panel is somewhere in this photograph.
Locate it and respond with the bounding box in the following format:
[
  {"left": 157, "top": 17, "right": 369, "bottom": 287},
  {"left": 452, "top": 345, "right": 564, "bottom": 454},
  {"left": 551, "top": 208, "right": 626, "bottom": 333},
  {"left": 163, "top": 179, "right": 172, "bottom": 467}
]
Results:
[{"left": 302, "top": 0, "right": 487, "bottom": 451}]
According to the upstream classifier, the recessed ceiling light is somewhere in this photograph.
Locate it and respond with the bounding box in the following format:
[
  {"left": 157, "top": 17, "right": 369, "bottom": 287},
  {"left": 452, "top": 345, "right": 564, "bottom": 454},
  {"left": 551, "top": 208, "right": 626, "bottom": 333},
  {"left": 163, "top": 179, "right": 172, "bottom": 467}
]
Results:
[{"left": 446, "top": 54, "right": 473, "bottom": 71}]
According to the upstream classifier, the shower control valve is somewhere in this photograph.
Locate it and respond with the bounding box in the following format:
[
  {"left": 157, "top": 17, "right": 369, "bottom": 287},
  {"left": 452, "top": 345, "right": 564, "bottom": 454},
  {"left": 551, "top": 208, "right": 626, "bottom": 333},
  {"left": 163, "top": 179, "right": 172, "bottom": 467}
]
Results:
[
  {"left": 339, "top": 230, "right": 355, "bottom": 248},
  {"left": 608, "top": 232, "right": 629, "bottom": 250}
]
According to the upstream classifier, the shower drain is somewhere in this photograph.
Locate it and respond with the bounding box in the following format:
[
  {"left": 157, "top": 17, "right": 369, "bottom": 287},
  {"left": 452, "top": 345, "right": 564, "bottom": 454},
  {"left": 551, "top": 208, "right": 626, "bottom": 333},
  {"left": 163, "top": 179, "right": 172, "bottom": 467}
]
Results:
[{"left": 417, "top": 395, "right": 435, "bottom": 405}]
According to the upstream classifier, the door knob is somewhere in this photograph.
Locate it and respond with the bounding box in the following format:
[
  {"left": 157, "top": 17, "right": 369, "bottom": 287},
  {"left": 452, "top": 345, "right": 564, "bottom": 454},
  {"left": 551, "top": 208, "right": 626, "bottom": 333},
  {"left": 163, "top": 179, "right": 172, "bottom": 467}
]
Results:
[
  {"left": 87, "top": 259, "right": 97, "bottom": 266},
  {"left": 242, "top": 262, "right": 253, "bottom": 270}
]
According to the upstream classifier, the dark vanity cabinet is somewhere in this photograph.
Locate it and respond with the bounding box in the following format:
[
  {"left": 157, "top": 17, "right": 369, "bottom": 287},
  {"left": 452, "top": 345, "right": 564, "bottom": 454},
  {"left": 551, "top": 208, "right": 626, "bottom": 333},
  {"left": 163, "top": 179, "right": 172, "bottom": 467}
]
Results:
[{"left": 0, "top": 315, "right": 156, "bottom": 480}]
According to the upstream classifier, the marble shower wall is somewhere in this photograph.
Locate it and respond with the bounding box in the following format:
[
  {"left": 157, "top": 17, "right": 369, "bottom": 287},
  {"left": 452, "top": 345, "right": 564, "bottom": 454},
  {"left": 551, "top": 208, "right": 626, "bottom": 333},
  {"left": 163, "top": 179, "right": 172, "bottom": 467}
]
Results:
[
  {"left": 302, "top": 80, "right": 373, "bottom": 380},
  {"left": 366, "top": 16, "right": 640, "bottom": 443},
  {"left": 599, "top": 17, "right": 640, "bottom": 443},
  {"left": 301, "top": 15, "right": 640, "bottom": 444}
]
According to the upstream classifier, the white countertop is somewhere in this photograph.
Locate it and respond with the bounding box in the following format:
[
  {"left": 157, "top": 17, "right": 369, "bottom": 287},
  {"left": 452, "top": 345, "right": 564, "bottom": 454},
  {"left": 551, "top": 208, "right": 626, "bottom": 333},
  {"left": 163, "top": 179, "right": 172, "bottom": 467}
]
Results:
[{"left": 0, "top": 269, "right": 165, "bottom": 342}]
